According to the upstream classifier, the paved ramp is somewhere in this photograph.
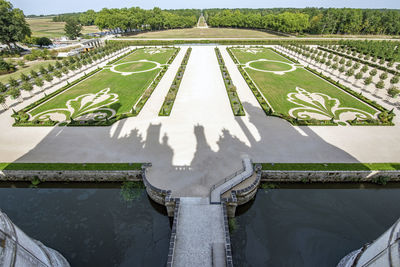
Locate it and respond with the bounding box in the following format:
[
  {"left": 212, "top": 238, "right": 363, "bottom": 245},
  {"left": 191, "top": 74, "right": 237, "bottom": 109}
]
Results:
[{"left": 172, "top": 197, "right": 225, "bottom": 267}]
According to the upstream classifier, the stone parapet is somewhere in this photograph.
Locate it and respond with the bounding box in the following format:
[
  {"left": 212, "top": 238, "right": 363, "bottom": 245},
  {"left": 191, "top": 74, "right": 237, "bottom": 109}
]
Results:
[
  {"left": 223, "top": 164, "right": 262, "bottom": 217},
  {"left": 261, "top": 170, "right": 400, "bottom": 182},
  {"left": 0, "top": 170, "right": 142, "bottom": 182}
]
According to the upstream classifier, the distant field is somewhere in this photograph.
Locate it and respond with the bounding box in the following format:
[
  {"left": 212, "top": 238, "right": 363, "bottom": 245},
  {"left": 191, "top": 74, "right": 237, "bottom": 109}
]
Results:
[
  {"left": 129, "top": 27, "right": 280, "bottom": 38},
  {"left": 0, "top": 60, "right": 56, "bottom": 84},
  {"left": 27, "top": 17, "right": 99, "bottom": 38}
]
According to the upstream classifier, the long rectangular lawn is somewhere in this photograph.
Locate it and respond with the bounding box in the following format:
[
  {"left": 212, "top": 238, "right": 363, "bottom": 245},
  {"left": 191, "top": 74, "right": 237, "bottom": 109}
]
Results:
[{"left": 230, "top": 47, "right": 377, "bottom": 121}]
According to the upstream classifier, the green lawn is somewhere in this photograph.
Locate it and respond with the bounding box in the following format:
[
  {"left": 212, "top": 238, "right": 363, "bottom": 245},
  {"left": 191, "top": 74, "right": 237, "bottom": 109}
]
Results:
[
  {"left": 260, "top": 163, "right": 400, "bottom": 171},
  {"left": 249, "top": 60, "right": 292, "bottom": 71},
  {"left": 230, "top": 47, "right": 377, "bottom": 122},
  {"left": 232, "top": 48, "right": 291, "bottom": 64},
  {"left": 0, "top": 162, "right": 142, "bottom": 170},
  {"left": 28, "top": 48, "right": 177, "bottom": 121},
  {"left": 0, "top": 60, "right": 56, "bottom": 84},
  {"left": 114, "top": 61, "right": 157, "bottom": 72}
]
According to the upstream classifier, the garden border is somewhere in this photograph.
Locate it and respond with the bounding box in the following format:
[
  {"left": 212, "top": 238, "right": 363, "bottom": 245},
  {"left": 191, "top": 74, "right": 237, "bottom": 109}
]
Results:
[
  {"left": 215, "top": 47, "right": 245, "bottom": 116},
  {"left": 159, "top": 47, "right": 191, "bottom": 116}
]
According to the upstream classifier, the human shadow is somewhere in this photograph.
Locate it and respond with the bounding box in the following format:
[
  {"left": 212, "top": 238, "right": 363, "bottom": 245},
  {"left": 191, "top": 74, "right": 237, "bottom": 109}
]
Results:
[
  {"left": 5, "top": 99, "right": 365, "bottom": 267},
  {"left": 13, "top": 100, "right": 361, "bottom": 197}
]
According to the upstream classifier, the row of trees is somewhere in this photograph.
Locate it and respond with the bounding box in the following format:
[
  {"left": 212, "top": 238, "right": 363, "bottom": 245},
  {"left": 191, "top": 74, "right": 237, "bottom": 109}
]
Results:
[
  {"left": 337, "top": 40, "right": 400, "bottom": 62},
  {"left": 281, "top": 44, "right": 400, "bottom": 99},
  {"left": 204, "top": 8, "right": 400, "bottom": 35},
  {"left": 52, "top": 8, "right": 201, "bottom": 31},
  {"left": 207, "top": 10, "right": 310, "bottom": 33},
  {"left": 0, "top": 43, "right": 128, "bottom": 109}
]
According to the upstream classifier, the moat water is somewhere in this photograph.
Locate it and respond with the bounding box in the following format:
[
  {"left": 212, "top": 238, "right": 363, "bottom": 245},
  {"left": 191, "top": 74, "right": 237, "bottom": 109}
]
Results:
[
  {"left": 230, "top": 186, "right": 400, "bottom": 267},
  {"left": 1, "top": 183, "right": 400, "bottom": 267},
  {"left": 0, "top": 183, "right": 170, "bottom": 267}
]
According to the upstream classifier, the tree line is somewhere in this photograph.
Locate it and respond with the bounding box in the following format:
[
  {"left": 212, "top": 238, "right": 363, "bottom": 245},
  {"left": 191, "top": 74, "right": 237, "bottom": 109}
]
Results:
[
  {"left": 52, "top": 8, "right": 201, "bottom": 31},
  {"left": 204, "top": 8, "right": 400, "bottom": 35}
]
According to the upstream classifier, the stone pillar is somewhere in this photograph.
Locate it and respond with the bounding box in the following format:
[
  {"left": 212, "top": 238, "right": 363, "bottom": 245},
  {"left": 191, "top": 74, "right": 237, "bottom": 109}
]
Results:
[{"left": 226, "top": 202, "right": 237, "bottom": 218}]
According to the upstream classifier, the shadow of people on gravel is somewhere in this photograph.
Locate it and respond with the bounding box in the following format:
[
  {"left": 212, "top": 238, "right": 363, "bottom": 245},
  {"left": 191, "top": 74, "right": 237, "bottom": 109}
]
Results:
[{"left": 12, "top": 101, "right": 360, "bottom": 197}]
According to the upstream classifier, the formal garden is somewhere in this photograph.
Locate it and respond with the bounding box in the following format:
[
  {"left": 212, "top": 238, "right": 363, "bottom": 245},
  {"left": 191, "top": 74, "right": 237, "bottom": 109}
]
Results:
[
  {"left": 12, "top": 47, "right": 179, "bottom": 126},
  {"left": 228, "top": 46, "right": 394, "bottom": 126}
]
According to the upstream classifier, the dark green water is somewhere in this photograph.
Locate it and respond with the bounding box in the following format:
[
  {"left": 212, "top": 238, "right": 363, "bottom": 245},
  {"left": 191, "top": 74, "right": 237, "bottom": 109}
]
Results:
[
  {"left": 0, "top": 184, "right": 170, "bottom": 267},
  {"left": 231, "top": 188, "right": 400, "bottom": 267}
]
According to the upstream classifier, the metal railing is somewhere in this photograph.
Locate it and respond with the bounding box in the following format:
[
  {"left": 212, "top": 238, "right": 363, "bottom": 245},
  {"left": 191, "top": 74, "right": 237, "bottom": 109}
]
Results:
[{"left": 209, "top": 167, "right": 245, "bottom": 196}]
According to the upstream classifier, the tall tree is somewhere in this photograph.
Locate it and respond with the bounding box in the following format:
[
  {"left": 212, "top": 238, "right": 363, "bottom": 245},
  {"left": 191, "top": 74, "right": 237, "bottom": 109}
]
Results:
[
  {"left": 64, "top": 18, "right": 82, "bottom": 40},
  {"left": 0, "top": 0, "right": 31, "bottom": 49}
]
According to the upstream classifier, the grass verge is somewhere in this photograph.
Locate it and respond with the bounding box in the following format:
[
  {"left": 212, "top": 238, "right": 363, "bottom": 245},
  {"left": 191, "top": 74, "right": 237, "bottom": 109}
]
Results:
[
  {"left": 0, "top": 163, "right": 142, "bottom": 171},
  {"left": 260, "top": 163, "right": 400, "bottom": 171}
]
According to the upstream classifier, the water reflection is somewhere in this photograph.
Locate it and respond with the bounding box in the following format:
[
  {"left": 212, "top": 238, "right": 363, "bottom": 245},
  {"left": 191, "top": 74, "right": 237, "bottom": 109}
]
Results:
[
  {"left": 0, "top": 185, "right": 170, "bottom": 267},
  {"left": 231, "top": 189, "right": 400, "bottom": 267}
]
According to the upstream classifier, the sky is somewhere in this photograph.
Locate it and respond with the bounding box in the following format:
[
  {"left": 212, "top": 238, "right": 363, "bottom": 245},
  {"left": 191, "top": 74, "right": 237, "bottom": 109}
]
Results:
[{"left": 10, "top": 0, "right": 400, "bottom": 15}]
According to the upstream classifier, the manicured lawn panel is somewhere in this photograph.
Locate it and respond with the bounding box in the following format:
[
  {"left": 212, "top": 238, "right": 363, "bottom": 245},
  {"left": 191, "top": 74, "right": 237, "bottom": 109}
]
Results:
[
  {"left": 115, "top": 62, "right": 158, "bottom": 72},
  {"left": 246, "top": 67, "right": 377, "bottom": 116},
  {"left": 29, "top": 69, "right": 158, "bottom": 115},
  {"left": 118, "top": 48, "right": 175, "bottom": 64},
  {"left": 0, "top": 163, "right": 142, "bottom": 171},
  {"left": 28, "top": 48, "right": 177, "bottom": 119},
  {"left": 230, "top": 47, "right": 377, "bottom": 120},
  {"left": 260, "top": 163, "right": 400, "bottom": 171},
  {"left": 249, "top": 61, "right": 292, "bottom": 71},
  {"left": 231, "top": 47, "right": 292, "bottom": 64}
]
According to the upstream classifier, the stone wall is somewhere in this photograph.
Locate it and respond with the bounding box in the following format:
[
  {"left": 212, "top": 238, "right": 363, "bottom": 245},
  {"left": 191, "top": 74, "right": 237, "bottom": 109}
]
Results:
[
  {"left": 166, "top": 198, "right": 180, "bottom": 267},
  {"left": 261, "top": 170, "right": 400, "bottom": 182},
  {"left": 223, "top": 164, "right": 262, "bottom": 218},
  {"left": 141, "top": 163, "right": 173, "bottom": 210},
  {"left": 0, "top": 170, "right": 142, "bottom": 182}
]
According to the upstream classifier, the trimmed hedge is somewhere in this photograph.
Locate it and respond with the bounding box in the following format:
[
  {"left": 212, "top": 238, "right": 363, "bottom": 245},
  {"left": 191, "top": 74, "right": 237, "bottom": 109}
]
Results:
[
  {"left": 166, "top": 46, "right": 180, "bottom": 64},
  {"left": 227, "top": 47, "right": 239, "bottom": 64},
  {"left": 215, "top": 47, "right": 245, "bottom": 116},
  {"left": 159, "top": 47, "right": 191, "bottom": 116}
]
